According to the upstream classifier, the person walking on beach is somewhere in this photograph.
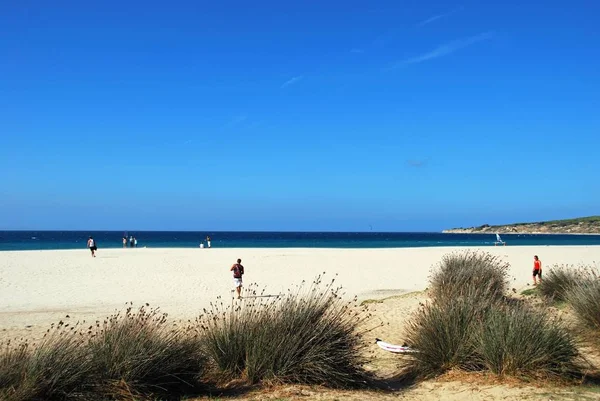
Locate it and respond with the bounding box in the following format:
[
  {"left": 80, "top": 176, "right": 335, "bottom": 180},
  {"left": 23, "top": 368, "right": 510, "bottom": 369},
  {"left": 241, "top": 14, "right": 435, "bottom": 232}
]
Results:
[
  {"left": 230, "top": 258, "right": 244, "bottom": 298},
  {"left": 87, "top": 236, "right": 97, "bottom": 257},
  {"left": 134, "top": 237, "right": 138, "bottom": 248},
  {"left": 206, "top": 235, "right": 211, "bottom": 248},
  {"left": 129, "top": 235, "right": 134, "bottom": 248},
  {"left": 533, "top": 255, "right": 542, "bottom": 285},
  {"left": 122, "top": 237, "right": 127, "bottom": 248}
]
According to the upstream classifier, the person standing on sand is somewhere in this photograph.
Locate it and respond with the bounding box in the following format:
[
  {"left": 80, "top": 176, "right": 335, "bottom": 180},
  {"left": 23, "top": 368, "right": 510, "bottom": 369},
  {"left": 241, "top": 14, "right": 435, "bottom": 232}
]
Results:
[
  {"left": 533, "top": 255, "right": 542, "bottom": 285},
  {"left": 87, "top": 236, "right": 97, "bottom": 257},
  {"left": 122, "top": 237, "right": 127, "bottom": 248},
  {"left": 129, "top": 235, "right": 134, "bottom": 248},
  {"left": 134, "top": 237, "right": 137, "bottom": 248},
  {"left": 206, "top": 235, "right": 211, "bottom": 248},
  {"left": 230, "top": 258, "right": 244, "bottom": 298}
]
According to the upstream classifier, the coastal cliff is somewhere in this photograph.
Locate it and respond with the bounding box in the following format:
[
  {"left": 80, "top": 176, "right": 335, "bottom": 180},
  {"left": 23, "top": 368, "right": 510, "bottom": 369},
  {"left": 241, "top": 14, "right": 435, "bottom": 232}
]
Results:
[{"left": 443, "top": 216, "right": 600, "bottom": 234}]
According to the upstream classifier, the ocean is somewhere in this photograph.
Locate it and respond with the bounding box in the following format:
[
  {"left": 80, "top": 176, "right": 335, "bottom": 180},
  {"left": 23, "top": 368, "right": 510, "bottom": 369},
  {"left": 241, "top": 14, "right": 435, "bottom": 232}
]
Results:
[{"left": 1, "top": 231, "right": 600, "bottom": 251}]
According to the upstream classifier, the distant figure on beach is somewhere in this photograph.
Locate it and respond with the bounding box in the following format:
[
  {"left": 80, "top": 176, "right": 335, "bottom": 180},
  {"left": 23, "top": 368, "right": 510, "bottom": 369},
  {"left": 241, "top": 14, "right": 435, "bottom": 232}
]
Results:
[
  {"left": 533, "top": 255, "right": 542, "bottom": 285},
  {"left": 134, "top": 237, "right": 138, "bottom": 248},
  {"left": 87, "top": 236, "right": 97, "bottom": 257},
  {"left": 129, "top": 235, "right": 134, "bottom": 248},
  {"left": 230, "top": 258, "right": 244, "bottom": 298},
  {"left": 122, "top": 237, "right": 127, "bottom": 248},
  {"left": 206, "top": 235, "right": 211, "bottom": 248}
]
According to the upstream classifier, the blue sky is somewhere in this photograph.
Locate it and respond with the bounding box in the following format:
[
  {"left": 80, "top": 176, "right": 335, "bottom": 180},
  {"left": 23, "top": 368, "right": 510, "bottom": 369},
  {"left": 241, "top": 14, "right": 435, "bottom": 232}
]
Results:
[{"left": 1, "top": 0, "right": 599, "bottom": 231}]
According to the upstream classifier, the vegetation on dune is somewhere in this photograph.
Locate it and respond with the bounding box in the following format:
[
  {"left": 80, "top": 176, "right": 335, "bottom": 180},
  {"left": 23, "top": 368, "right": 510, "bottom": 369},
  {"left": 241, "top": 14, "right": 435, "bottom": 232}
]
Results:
[
  {"left": 567, "top": 278, "right": 600, "bottom": 332},
  {"left": 0, "top": 278, "right": 374, "bottom": 400},
  {"left": 2, "top": 253, "right": 598, "bottom": 398},
  {"left": 476, "top": 303, "right": 581, "bottom": 379},
  {"left": 198, "top": 278, "right": 374, "bottom": 387},
  {"left": 0, "top": 307, "right": 206, "bottom": 401},
  {"left": 0, "top": 324, "right": 94, "bottom": 401},
  {"left": 86, "top": 305, "right": 206, "bottom": 397},
  {"left": 428, "top": 251, "right": 509, "bottom": 305},
  {"left": 404, "top": 251, "right": 584, "bottom": 382},
  {"left": 404, "top": 296, "right": 483, "bottom": 377},
  {"left": 537, "top": 265, "right": 596, "bottom": 303}
]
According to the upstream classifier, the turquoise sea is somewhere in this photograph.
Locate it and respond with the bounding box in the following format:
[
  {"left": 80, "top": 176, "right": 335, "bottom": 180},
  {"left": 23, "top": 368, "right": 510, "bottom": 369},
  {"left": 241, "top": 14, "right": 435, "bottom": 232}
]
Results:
[{"left": 1, "top": 231, "right": 600, "bottom": 251}]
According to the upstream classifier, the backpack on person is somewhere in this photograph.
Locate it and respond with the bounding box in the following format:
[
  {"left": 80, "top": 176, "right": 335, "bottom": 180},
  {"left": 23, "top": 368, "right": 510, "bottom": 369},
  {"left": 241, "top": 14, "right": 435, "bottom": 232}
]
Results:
[{"left": 233, "top": 263, "right": 244, "bottom": 278}]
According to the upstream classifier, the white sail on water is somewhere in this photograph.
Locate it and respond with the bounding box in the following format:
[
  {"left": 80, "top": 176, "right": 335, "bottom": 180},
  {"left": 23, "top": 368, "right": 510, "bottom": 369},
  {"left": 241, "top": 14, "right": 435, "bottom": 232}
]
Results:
[{"left": 496, "top": 233, "right": 502, "bottom": 242}]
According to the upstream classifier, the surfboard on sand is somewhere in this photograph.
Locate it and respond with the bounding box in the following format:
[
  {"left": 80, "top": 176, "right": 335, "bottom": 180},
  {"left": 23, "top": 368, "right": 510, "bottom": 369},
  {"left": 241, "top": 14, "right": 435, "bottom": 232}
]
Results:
[{"left": 375, "top": 338, "right": 416, "bottom": 354}]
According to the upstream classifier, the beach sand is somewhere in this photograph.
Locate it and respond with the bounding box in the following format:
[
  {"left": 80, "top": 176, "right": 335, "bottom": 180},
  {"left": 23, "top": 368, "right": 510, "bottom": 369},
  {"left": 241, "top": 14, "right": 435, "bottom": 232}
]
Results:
[{"left": 2, "top": 246, "right": 600, "bottom": 400}]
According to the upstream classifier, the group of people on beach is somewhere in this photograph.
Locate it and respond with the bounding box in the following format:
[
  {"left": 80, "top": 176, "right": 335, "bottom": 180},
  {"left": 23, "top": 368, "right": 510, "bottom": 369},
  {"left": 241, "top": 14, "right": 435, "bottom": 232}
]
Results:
[
  {"left": 200, "top": 236, "right": 212, "bottom": 248},
  {"left": 123, "top": 236, "right": 138, "bottom": 248}
]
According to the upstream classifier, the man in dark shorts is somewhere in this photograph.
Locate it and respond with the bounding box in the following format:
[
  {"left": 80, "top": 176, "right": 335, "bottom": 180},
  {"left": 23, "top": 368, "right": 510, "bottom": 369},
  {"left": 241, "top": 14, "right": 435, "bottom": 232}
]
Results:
[
  {"left": 87, "top": 236, "right": 97, "bottom": 257},
  {"left": 230, "top": 258, "right": 244, "bottom": 298},
  {"left": 533, "top": 255, "right": 542, "bottom": 285}
]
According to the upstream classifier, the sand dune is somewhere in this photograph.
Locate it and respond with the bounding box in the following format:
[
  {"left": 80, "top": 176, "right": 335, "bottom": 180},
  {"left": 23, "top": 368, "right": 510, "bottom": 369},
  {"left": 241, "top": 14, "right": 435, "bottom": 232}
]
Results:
[{"left": 2, "top": 246, "right": 600, "bottom": 399}]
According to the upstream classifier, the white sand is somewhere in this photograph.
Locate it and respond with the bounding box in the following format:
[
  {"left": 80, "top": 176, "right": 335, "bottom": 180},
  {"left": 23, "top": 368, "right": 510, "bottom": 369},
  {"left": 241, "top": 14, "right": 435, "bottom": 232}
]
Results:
[{"left": 1, "top": 246, "right": 599, "bottom": 337}]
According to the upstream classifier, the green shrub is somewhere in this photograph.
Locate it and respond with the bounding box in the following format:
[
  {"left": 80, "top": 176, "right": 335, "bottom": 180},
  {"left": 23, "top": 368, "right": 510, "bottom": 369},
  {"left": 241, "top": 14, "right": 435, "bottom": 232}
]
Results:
[
  {"left": 537, "top": 265, "right": 588, "bottom": 302},
  {"left": 86, "top": 304, "right": 206, "bottom": 397},
  {"left": 567, "top": 279, "right": 600, "bottom": 332},
  {"left": 429, "top": 251, "right": 509, "bottom": 305},
  {"left": 198, "top": 278, "right": 372, "bottom": 387},
  {"left": 404, "top": 252, "right": 585, "bottom": 382},
  {"left": 403, "top": 294, "right": 485, "bottom": 378},
  {"left": 476, "top": 303, "right": 581, "bottom": 379},
  {"left": 1, "top": 306, "right": 207, "bottom": 401},
  {"left": 0, "top": 323, "right": 93, "bottom": 401}
]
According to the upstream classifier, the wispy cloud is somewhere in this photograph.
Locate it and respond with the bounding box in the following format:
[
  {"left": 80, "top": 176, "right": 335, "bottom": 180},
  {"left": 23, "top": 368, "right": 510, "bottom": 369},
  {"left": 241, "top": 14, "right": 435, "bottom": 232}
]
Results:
[
  {"left": 407, "top": 159, "right": 428, "bottom": 168},
  {"left": 390, "top": 32, "right": 493, "bottom": 68},
  {"left": 222, "top": 114, "right": 248, "bottom": 129},
  {"left": 416, "top": 6, "right": 463, "bottom": 27},
  {"left": 281, "top": 75, "right": 303, "bottom": 88},
  {"left": 350, "top": 48, "right": 364, "bottom": 54}
]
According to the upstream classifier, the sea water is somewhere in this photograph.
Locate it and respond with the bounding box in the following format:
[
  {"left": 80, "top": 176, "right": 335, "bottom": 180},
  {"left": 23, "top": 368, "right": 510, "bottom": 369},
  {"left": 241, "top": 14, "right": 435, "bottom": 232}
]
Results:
[{"left": 1, "top": 231, "right": 600, "bottom": 251}]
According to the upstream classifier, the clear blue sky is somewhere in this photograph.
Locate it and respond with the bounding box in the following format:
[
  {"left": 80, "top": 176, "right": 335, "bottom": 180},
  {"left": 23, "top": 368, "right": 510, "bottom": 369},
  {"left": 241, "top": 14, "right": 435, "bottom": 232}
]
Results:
[{"left": 1, "top": 0, "right": 599, "bottom": 231}]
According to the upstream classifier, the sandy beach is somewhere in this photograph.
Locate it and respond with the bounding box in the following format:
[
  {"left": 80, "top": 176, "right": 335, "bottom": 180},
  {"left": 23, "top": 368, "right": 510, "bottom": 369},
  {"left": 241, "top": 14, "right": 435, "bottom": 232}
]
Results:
[
  {"left": 2, "top": 245, "right": 600, "bottom": 400},
  {"left": 1, "top": 246, "right": 599, "bottom": 336}
]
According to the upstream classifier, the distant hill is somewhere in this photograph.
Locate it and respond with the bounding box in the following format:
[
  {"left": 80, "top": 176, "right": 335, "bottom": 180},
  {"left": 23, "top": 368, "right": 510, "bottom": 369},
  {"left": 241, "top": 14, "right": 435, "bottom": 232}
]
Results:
[{"left": 443, "top": 216, "right": 600, "bottom": 234}]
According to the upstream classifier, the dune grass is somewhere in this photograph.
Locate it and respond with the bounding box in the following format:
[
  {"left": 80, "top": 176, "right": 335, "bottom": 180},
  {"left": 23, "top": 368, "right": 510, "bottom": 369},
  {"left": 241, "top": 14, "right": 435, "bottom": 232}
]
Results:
[
  {"left": 0, "top": 306, "right": 206, "bottom": 401},
  {"left": 404, "top": 295, "right": 483, "bottom": 377},
  {"left": 476, "top": 303, "right": 582, "bottom": 379},
  {"left": 0, "top": 323, "right": 94, "bottom": 401},
  {"left": 537, "top": 265, "right": 590, "bottom": 302},
  {"left": 428, "top": 251, "right": 509, "bottom": 305},
  {"left": 1, "top": 278, "right": 375, "bottom": 399},
  {"left": 198, "top": 277, "right": 374, "bottom": 387},
  {"left": 86, "top": 304, "right": 206, "bottom": 397},
  {"left": 567, "top": 279, "right": 600, "bottom": 332},
  {"left": 403, "top": 251, "right": 583, "bottom": 382}
]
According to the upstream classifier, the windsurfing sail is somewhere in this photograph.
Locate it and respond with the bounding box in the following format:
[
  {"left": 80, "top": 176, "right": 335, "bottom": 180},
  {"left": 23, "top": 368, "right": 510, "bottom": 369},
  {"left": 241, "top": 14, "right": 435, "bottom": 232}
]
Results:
[
  {"left": 375, "top": 338, "right": 416, "bottom": 354},
  {"left": 496, "top": 233, "right": 502, "bottom": 242}
]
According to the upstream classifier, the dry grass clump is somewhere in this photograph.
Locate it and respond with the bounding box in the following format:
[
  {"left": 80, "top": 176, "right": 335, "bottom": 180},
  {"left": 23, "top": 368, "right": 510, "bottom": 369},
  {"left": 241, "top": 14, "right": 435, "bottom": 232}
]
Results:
[
  {"left": 198, "top": 276, "right": 374, "bottom": 387},
  {"left": 476, "top": 303, "right": 581, "bottom": 379},
  {"left": 403, "top": 251, "right": 583, "bottom": 382},
  {"left": 86, "top": 304, "right": 206, "bottom": 397},
  {"left": 0, "top": 322, "right": 94, "bottom": 401},
  {"left": 0, "top": 306, "right": 206, "bottom": 401},
  {"left": 403, "top": 293, "right": 483, "bottom": 378},
  {"left": 537, "top": 265, "right": 595, "bottom": 302},
  {"left": 428, "top": 251, "right": 509, "bottom": 305},
  {"left": 567, "top": 278, "right": 600, "bottom": 332},
  {"left": 0, "top": 277, "right": 375, "bottom": 399}
]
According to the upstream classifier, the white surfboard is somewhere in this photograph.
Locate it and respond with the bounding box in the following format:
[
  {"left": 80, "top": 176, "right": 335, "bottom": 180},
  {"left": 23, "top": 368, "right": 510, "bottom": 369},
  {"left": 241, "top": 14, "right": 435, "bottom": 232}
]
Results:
[{"left": 375, "top": 338, "right": 416, "bottom": 354}]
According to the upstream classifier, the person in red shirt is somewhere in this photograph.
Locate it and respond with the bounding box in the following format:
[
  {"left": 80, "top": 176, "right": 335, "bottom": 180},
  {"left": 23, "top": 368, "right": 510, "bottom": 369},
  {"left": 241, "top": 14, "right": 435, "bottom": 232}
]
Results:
[
  {"left": 533, "top": 255, "right": 542, "bottom": 285},
  {"left": 230, "top": 258, "right": 244, "bottom": 298}
]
